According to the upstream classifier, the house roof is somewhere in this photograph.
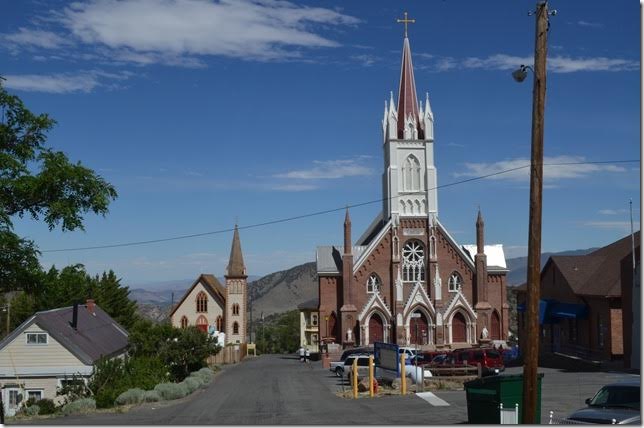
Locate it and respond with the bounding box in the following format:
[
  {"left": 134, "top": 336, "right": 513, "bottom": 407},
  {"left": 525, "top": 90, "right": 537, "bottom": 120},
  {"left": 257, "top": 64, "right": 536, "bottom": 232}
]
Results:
[
  {"left": 169, "top": 274, "right": 226, "bottom": 318},
  {"left": 549, "top": 231, "right": 640, "bottom": 297},
  {"left": 0, "top": 304, "right": 128, "bottom": 365},
  {"left": 297, "top": 298, "right": 319, "bottom": 311}
]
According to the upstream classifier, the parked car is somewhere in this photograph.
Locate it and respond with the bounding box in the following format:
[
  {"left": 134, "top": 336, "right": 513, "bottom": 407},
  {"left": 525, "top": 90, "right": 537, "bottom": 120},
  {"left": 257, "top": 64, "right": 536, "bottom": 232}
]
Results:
[
  {"left": 398, "top": 347, "right": 418, "bottom": 364},
  {"left": 453, "top": 347, "right": 505, "bottom": 376},
  {"left": 340, "top": 347, "right": 373, "bottom": 362},
  {"left": 567, "top": 378, "right": 640, "bottom": 424},
  {"left": 342, "top": 354, "right": 375, "bottom": 379},
  {"left": 329, "top": 352, "right": 372, "bottom": 377}
]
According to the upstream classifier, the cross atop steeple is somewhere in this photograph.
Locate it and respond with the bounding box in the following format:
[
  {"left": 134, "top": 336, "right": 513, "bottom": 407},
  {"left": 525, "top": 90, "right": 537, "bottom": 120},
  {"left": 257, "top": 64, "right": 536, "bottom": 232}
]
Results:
[{"left": 396, "top": 11, "right": 415, "bottom": 38}]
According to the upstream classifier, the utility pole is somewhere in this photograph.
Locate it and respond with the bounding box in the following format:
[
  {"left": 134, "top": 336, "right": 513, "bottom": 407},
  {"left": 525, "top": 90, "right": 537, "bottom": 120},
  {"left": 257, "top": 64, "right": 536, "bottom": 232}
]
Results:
[
  {"left": 5, "top": 302, "right": 9, "bottom": 336},
  {"left": 522, "top": 1, "right": 550, "bottom": 424}
]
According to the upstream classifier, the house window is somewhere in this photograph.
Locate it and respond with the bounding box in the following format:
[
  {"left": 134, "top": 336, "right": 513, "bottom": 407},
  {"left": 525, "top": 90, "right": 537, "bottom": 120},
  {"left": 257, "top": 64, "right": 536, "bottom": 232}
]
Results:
[
  {"left": 232, "top": 304, "right": 240, "bottom": 316},
  {"left": 402, "top": 240, "right": 425, "bottom": 282},
  {"left": 311, "top": 334, "right": 319, "bottom": 344},
  {"left": 233, "top": 322, "right": 239, "bottom": 335},
  {"left": 8, "top": 390, "right": 20, "bottom": 408},
  {"left": 448, "top": 272, "right": 462, "bottom": 292},
  {"left": 311, "top": 314, "right": 318, "bottom": 326},
  {"left": 26, "top": 332, "right": 48, "bottom": 345},
  {"left": 196, "top": 291, "right": 208, "bottom": 313},
  {"left": 366, "top": 273, "right": 381, "bottom": 294},
  {"left": 26, "top": 390, "right": 43, "bottom": 402},
  {"left": 180, "top": 316, "right": 188, "bottom": 328}
]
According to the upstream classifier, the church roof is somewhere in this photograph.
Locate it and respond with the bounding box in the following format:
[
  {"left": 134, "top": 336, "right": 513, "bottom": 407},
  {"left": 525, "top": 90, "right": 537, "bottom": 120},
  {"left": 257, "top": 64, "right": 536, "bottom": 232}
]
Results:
[
  {"left": 397, "top": 36, "right": 421, "bottom": 139},
  {"left": 316, "top": 245, "right": 367, "bottom": 274},
  {"left": 462, "top": 244, "right": 508, "bottom": 270},
  {"left": 226, "top": 225, "right": 246, "bottom": 277},
  {"left": 168, "top": 274, "right": 226, "bottom": 318}
]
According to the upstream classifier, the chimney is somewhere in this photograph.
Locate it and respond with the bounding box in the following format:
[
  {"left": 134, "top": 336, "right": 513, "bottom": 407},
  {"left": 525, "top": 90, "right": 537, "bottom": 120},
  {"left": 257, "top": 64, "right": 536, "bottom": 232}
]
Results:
[
  {"left": 86, "top": 299, "right": 96, "bottom": 315},
  {"left": 71, "top": 303, "right": 79, "bottom": 329}
]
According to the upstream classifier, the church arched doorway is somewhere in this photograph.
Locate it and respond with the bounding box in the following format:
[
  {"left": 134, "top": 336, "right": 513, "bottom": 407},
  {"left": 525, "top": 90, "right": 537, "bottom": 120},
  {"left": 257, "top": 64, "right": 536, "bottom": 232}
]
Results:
[
  {"left": 452, "top": 312, "right": 467, "bottom": 343},
  {"left": 368, "top": 313, "right": 384, "bottom": 344},
  {"left": 410, "top": 310, "right": 429, "bottom": 345},
  {"left": 328, "top": 312, "right": 338, "bottom": 341},
  {"left": 196, "top": 315, "right": 208, "bottom": 333},
  {"left": 491, "top": 310, "right": 501, "bottom": 340}
]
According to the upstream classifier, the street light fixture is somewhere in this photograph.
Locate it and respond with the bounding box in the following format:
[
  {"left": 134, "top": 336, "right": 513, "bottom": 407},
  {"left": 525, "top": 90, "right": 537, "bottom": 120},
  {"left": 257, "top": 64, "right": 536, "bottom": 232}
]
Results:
[{"left": 511, "top": 64, "right": 533, "bottom": 83}]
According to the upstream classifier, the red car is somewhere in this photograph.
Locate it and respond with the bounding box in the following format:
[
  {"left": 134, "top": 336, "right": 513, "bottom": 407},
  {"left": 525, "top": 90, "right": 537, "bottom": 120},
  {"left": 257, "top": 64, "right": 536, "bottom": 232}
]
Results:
[{"left": 452, "top": 347, "right": 505, "bottom": 376}]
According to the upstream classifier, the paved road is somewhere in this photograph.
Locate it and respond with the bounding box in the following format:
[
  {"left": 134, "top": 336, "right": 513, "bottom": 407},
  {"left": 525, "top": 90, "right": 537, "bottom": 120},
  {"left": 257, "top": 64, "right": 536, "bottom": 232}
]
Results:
[{"left": 18, "top": 355, "right": 638, "bottom": 425}]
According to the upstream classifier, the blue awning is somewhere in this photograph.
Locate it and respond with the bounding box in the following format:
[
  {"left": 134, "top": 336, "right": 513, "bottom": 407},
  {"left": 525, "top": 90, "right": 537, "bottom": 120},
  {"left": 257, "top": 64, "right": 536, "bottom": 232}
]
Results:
[{"left": 517, "top": 299, "right": 588, "bottom": 323}]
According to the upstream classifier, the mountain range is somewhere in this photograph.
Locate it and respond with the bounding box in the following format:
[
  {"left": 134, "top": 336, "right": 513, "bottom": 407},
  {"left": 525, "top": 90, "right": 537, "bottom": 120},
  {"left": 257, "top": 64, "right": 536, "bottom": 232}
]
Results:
[{"left": 132, "top": 248, "right": 596, "bottom": 322}]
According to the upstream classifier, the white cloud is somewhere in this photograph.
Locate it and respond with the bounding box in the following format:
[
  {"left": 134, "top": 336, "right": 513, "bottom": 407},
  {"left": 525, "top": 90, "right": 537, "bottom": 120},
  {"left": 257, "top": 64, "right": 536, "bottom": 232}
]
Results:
[
  {"left": 454, "top": 155, "right": 627, "bottom": 182},
  {"left": 351, "top": 54, "right": 379, "bottom": 66},
  {"left": 275, "top": 158, "right": 373, "bottom": 180},
  {"left": 462, "top": 53, "right": 638, "bottom": 73},
  {"left": 2, "top": 27, "right": 71, "bottom": 50},
  {"left": 3, "top": 70, "right": 132, "bottom": 93},
  {"left": 269, "top": 184, "right": 319, "bottom": 192},
  {"left": 599, "top": 209, "right": 626, "bottom": 215},
  {"left": 47, "top": 0, "right": 359, "bottom": 64},
  {"left": 577, "top": 20, "right": 603, "bottom": 28}
]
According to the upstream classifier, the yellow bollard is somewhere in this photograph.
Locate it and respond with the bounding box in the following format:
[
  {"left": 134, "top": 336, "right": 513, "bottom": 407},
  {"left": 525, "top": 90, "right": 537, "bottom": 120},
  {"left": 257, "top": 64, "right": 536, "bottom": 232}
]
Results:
[
  {"left": 352, "top": 357, "right": 358, "bottom": 399},
  {"left": 400, "top": 354, "right": 406, "bottom": 396},
  {"left": 369, "top": 355, "right": 374, "bottom": 397}
]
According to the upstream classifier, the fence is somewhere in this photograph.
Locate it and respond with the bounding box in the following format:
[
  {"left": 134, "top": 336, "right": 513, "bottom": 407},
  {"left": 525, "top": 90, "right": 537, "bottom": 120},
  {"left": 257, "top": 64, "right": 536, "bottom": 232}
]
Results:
[
  {"left": 421, "top": 363, "right": 481, "bottom": 379},
  {"left": 207, "top": 343, "right": 248, "bottom": 365}
]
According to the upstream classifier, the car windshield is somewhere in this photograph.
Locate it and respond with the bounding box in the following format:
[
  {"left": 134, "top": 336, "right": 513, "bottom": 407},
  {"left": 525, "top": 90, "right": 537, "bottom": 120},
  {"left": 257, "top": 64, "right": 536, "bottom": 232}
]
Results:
[
  {"left": 486, "top": 350, "right": 500, "bottom": 359},
  {"left": 432, "top": 354, "right": 447, "bottom": 363},
  {"left": 589, "top": 386, "right": 640, "bottom": 410}
]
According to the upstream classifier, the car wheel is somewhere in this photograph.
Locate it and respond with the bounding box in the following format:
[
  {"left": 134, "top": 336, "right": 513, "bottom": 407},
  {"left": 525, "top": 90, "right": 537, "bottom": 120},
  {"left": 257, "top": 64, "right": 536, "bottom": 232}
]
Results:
[{"left": 335, "top": 367, "right": 343, "bottom": 377}]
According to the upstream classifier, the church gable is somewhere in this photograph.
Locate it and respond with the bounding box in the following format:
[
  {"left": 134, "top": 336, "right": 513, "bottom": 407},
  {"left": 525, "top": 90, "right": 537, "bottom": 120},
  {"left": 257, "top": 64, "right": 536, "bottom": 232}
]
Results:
[
  {"left": 403, "top": 281, "right": 435, "bottom": 319},
  {"left": 443, "top": 288, "right": 477, "bottom": 321},
  {"left": 170, "top": 276, "right": 226, "bottom": 329},
  {"left": 358, "top": 292, "right": 392, "bottom": 324}
]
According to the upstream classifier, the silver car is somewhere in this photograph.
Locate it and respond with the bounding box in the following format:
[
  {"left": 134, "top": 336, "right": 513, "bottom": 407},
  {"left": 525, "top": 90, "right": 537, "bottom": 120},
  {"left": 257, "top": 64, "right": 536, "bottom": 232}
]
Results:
[{"left": 567, "top": 378, "right": 640, "bottom": 424}]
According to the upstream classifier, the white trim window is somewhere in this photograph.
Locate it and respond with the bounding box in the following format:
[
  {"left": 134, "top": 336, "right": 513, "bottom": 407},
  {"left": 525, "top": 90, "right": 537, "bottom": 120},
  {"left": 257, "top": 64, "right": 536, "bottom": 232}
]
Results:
[
  {"left": 402, "top": 240, "right": 425, "bottom": 282},
  {"left": 448, "top": 272, "right": 463, "bottom": 292},
  {"left": 366, "top": 274, "right": 381, "bottom": 294},
  {"left": 26, "top": 389, "right": 43, "bottom": 402},
  {"left": 26, "top": 332, "right": 48, "bottom": 345}
]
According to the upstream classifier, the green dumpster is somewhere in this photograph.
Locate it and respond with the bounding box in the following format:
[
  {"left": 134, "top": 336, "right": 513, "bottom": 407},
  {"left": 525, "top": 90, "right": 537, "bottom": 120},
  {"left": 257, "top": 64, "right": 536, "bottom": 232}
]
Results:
[{"left": 464, "top": 373, "right": 544, "bottom": 424}]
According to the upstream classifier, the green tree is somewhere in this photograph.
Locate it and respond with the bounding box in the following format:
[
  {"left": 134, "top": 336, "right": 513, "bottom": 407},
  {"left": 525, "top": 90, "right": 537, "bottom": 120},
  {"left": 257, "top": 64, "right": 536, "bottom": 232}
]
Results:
[
  {"left": 92, "top": 270, "right": 138, "bottom": 329},
  {"left": 160, "top": 326, "right": 220, "bottom": 381},
  {"left": 0, "top": 84, "right": 117, "bottom": 292}
]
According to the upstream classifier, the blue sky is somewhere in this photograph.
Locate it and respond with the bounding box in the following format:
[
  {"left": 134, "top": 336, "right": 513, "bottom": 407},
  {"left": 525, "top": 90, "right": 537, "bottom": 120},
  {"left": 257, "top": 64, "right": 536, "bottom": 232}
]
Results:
[{"left": 2, "top": 0, "right": 640, "bottom": 284}]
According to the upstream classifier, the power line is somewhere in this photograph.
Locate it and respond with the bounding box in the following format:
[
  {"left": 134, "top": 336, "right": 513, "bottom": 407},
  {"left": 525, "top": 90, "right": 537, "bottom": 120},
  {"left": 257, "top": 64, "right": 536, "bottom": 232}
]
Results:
[{"left": 41, "top": 159, "right": 639, "bottom": 253}]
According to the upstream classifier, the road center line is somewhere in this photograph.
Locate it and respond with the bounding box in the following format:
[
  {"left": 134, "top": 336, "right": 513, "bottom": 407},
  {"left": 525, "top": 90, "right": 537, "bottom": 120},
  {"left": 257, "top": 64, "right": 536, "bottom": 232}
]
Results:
[{"left": 416, "top": 391, "right": 450, "bottom": 406}]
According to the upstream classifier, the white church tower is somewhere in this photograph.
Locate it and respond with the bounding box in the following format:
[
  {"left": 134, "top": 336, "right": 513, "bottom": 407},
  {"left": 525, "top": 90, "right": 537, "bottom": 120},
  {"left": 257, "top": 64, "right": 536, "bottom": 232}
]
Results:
[{"left": 382, "top": 32, "right": 438, "bottom": 224}]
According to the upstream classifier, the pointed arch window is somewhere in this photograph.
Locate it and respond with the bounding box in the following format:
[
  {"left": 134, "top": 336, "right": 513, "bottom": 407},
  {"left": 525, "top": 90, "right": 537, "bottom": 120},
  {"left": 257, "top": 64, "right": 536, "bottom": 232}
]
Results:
[
  {"left": 196, "top": 291, "right": 208, "bottom": 313},
  {"left": 429, "top": 235, "right": 437, "bottom": 260},
  {"left": 366, "top": 274, "right": 381, "bottom": 294},
  {"left": 448, "top": 272, "right": 463, "bottom": 292},
  {"left": 402, "top": 156, "right": 421, "bottom": 192},
  {"left": 232, "top": 304, "right": 240, "bottom": 316},
  {"left": 180, "top": 316, "right": 188, "bottom": 329},
  {"left": 402, "top": 240, "right": 425, "bottom": 282},
  {"left": 233, "top": 322, "right": 239, "bottom": 335},
  {"left": 216, "top": 316, "right": 223, "bottom": 332}
]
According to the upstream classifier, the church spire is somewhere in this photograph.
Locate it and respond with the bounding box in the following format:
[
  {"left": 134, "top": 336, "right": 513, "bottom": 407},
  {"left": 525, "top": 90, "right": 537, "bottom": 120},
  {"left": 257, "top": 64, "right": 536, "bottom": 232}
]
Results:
[
  {"left": 226, "top": 224, "right": 246, "bottom": 277},
  {"left": 476, "top": 207, "right": 485, "bottom": 255},
  {"left": 396, "top": 19, "right": 421, "bottom": 139},
  {"left": 344, "top": 207, "right": 352, "bottom": 255}
]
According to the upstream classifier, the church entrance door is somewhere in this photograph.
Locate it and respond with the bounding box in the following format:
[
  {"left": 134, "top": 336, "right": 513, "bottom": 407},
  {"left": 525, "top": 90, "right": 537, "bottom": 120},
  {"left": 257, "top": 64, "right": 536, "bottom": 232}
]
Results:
[
  {"left": 369, "top": 313, "right": 384, "bottom": 344},
  {"left": 452, "top": 312, "right": 466, "bottom": 343},
  {"left": 410, "top": 310, "right": 428, "bottom": 345},
  {"left": 196, "top": 315, "right": 208, "bottom": 333},
  {"left": 491, "top": 311, "right": 501, "bottom": 340}
]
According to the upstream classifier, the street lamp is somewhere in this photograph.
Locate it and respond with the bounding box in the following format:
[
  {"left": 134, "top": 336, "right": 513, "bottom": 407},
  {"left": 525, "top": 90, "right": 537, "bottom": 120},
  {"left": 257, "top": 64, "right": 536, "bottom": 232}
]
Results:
[{"left": 511, "top": 64, "right": 533, "bottom": 83}]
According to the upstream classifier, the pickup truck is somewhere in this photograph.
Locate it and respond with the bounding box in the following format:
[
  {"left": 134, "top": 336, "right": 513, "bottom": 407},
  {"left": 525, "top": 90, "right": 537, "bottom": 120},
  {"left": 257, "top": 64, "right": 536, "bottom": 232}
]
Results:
[{"left": 329, "top": 354, "right": 372, "bottom": 377}]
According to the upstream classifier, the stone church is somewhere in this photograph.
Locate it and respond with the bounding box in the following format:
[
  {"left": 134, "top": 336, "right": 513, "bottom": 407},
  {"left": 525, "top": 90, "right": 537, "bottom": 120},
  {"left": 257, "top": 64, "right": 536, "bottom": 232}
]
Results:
[
  {"left": 316, "top": 31, "right": 509, "bottom": 349},
  {"left": 170, "top": 226, "right": 248, "bottom": 344}
]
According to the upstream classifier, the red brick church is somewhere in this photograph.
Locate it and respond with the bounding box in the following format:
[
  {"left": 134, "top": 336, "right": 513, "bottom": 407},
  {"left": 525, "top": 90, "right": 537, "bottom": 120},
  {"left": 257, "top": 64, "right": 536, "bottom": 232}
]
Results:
[{"left": 316, "top": 28, "right": 509, "bottom": 350}]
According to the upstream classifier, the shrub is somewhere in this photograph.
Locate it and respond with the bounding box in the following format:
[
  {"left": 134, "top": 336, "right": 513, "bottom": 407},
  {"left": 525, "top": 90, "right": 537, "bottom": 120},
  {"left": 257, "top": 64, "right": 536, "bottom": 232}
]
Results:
[
  {"left": 24, "top": 405, "right": 40, "bottom": 416},
  {"left": 154, "top": 382, "right": 188, "bottom": 400},
  {"left": 61, "top": 398, "right": 96, "bottom": 416},
  {"left": 35, "top": 399, "right": 56, "bottom": 415},
  {"left": 181, "top": 377, "right": 200, "bottom": 394},
  {"left": 187, "top": 374, "right": 205, "bottom": 388},
  {"left": 115, "top": 388, "right": 145, "bottom": 406},
  {"left": 194, "top": 367, "right": 214, "bottom": 384},
  {"left": 142, "top": 390, "right": 161, "bottom": 403}
]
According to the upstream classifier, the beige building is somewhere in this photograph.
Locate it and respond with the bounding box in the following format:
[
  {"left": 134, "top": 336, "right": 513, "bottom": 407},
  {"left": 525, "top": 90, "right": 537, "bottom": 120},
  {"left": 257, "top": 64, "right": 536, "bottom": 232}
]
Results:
[
  {"left": 298, "top": 298, "right": 319, "bottom": 354},
  {"left": 170, "top": 226, "right": 248, "bottom": 344},
  {"left": 0, "top": 301, "right": 128, "bottom": 416}
]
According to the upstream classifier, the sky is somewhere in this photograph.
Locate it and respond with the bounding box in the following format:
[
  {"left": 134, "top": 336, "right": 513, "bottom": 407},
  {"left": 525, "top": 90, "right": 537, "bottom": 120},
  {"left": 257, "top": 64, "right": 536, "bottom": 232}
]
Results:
[{"left": 2, "top": 0, "right": 640, "bottom": 285}]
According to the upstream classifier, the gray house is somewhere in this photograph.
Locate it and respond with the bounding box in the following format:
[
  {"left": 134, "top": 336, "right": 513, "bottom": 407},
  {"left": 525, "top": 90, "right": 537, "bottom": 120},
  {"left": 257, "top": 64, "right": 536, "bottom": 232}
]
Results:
[{"left": 0, "top": 300, "right": 128, "bottom": 416}]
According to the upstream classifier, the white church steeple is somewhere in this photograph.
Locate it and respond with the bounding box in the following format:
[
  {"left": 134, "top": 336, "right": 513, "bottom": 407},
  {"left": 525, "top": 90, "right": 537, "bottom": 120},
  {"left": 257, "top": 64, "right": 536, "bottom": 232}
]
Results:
[{"left": 382, "top": 27, "right": 438, "bottom": 224}]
